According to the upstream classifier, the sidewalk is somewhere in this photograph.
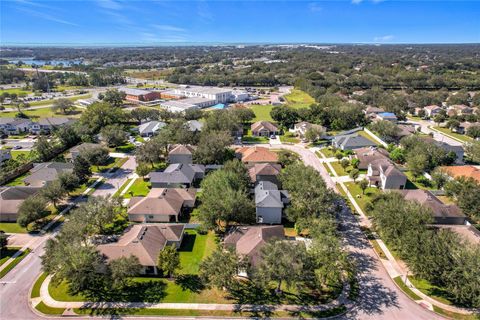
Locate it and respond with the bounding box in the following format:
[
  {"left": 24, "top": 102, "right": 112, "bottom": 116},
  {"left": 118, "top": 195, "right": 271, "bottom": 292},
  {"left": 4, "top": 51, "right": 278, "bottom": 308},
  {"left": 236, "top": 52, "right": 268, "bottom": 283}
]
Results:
[{"left": 38, "top": 275, "right": 352, "bottom": 313}]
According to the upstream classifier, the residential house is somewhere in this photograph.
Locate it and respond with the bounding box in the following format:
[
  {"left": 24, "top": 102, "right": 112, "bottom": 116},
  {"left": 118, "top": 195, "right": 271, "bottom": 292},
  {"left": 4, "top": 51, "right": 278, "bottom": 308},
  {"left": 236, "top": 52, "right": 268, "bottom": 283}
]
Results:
[
  {"left": 138, "top": 120, "right": 166, "bottom": 137},
  {"left": 354, "top": 147, "right": 390, "bottom": 170},
  {"left": 396, "top": 189, "right": 466, "bottom": 225},
  {"left": 248, "top": 163, "right": 282, "bottom": 185},
  {"left": 254, "top": 181, "right": 287, "bottom": 224},
  {"left": 332, "top": 133, "right": 377, "bottom": 151},
  {"left": 235, "top": 146, "right": 279, "bottom": 164},
  {"left": 168, "top": 145, "right": 196, "bottom": 164},
  {"left": 224, "top": 225, "right": 285, "bottom": 268},
  {"left": 0, "top": 149, "right": 11, "bottom": 163},
  {"left": 148, "top": 163, "right": 205, "bottom": 188},
  {"left": 0, "top": 186, "right": 43, "bottom": 222},
  {"left": 24, "top": 162, "right": 74, "bottom": 187},
  {"left": 291, "top": 122, "right": 326, "bottom": 139},
  {"left": 186, "top": 120, "right": 203, "bottom": 132},
  {"left": 424, "top": 105, "right": 442, "bottom": 117},
  {"left": 367, "top": 159, "right": 407, "bottom": 189},
  {"left": 97, "top": 224, "right": 185, "bottom": 275},
  {"left": 29, "top": 117, "right": 75, "bottom": 135},
  {"left": 440, "top": 165, "right": 480, "bottom": 184},
  {"left": 251, "top": 121, "right": 279, "bottom": 137},
  {"left": 128, "top": 188, "right": 197, "bottom": 223},
  {"left": 452, "top": 122, "right": 480, "bottom": 135},
  {"left": 65, "top": 143, "right": 102, "bottom": 161},
  {"left": 364, "top": 106, "right": 385, "bottom": 115},
  {"left": 0, "top": 118, "right": 31, "bottom": 135},
  {"left": 447, "top": 105, "right": 473, "bottom": 117},
  {"left": 375, "top": 112, "right": 398, "bottom": 123},
  {"left": 396, "top": 124, "right": 417, "bottom": 139}
]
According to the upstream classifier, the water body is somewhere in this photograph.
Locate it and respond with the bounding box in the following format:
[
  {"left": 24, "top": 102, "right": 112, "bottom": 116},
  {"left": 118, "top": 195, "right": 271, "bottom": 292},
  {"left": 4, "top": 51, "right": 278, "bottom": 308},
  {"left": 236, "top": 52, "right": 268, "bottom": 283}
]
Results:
[{"left": 6, "top": 58, "right": 83, "bottom": 66}]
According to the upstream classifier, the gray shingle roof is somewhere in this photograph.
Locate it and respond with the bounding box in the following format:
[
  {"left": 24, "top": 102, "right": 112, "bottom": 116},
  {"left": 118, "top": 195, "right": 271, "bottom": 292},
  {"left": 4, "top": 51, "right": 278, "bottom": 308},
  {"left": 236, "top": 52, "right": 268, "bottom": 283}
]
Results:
[{"left": 149, "top": 163, "right": 205, "bottom": 184}]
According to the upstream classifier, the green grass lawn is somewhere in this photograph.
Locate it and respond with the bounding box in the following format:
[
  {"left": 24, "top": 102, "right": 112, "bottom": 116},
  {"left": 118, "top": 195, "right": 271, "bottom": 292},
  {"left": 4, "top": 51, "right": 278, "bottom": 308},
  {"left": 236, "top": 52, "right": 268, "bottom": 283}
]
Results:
[
  {"left": 0, "top": 248, "right": 30, "bottom": 279},
  {"left": 404, "top": 171, "right": 435, "bottom": 190},
  {"left": 178, "top": 231, "right": 217, "bottom": 275},
  {"left": 344, "top": 181, "right": 380, "bottom": 214},
  {"left": 248, "top": 104, "right": 274, "bottom": 121},
  {"left": 242, "top": 135, "right": 269, "bottom": 143},
  {"left": 319, "top": 147, "right": 336, "bottom": 158},
  {"left": 432, "top": 305, "right": 479, "bottom": 320},
  {"left": 330, "top": 162, "right": 352, "bottom": 177},
  {"left": 5, "top": 172, "right": 29, "bottom": 186},
  {"left": 31, "top": 273, "right": 48, "bottom": 298},
  {"left": 284, "top": 89, "right": 315, "bottom": 109},
  {"left": 408, "top": 276, "right": 453, "bottom": 306},
  {"left": 10, "top": 150, "right": 32, "bottom": 160},
  {"left": 35, "top": 301, "right": 65, "bottom": 315},
  {"left": 433, "top": 126, "right": 473, "bottom": 143},
  {"left": 91, "top": 157, "right": 128, "bottom": 173},
  {"left": 279, "top": 135, "right": 300, "bottom": 144},
  {"left": 68, "top": 178, "right": 99, "bottom": 198},
  {"left": 357, "top": 130, "right": 380, "bottom": 145},
  {"left": 0, "top": 88, "right": 32, "bottom": 95},
  {"left": 0, "top": 247, "right": 21, "bottom": 266},
  {"left": 0, "top": 222, "right": 28, "bottom": 233},
  {"left": 123, "top": 178, "right": 151, "bottom": 198},
  {"left": 393, "top": 276, "right": 422, "bottom": 301},
  {"left": 0, "top": 106, "right": 84, "bottom": 119},
  {"left": 113, "top": 178, "right": 133, "bottom": 198}
]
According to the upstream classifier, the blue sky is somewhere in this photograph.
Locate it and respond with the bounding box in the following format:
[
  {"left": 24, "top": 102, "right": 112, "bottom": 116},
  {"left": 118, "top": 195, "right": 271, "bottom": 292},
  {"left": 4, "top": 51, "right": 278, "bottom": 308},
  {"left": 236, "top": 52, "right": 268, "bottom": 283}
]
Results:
[{"left": 1, "top": 0, "right": 479, "bottom": 45}]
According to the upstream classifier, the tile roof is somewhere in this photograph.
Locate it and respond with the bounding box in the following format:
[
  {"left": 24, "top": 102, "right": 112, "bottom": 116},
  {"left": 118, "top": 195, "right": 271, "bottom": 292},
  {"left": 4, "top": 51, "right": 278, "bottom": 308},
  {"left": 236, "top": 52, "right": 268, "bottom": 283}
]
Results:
[
  {"left": 236, "top": 147, "right": 278, "bottom": 163},
  {"left": 440, "top": 165, "right": 480, "bottom": 183}
]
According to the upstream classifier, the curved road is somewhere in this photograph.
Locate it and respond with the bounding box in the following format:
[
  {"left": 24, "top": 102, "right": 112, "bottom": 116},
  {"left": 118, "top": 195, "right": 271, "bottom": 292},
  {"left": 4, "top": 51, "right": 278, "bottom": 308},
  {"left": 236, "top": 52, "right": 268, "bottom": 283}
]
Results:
[{"left": 0, "top": 147, "right": 444, "bottom": 319}]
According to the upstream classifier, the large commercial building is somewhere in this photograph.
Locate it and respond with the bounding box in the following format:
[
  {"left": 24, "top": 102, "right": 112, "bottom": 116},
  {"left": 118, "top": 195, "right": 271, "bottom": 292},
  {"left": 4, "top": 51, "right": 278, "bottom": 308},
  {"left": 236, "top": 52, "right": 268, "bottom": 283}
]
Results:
[
  {"left": 121, "top": 88, "right": 161, "bottom": 102},
  {"left": 173, "top": 86, "right": 233, "bottom": 104}
]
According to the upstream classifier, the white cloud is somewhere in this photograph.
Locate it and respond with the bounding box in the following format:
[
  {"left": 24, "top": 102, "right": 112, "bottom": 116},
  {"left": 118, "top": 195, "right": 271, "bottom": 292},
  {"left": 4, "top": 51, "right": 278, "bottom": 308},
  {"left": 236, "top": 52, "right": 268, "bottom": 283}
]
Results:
[
  {"left": 309, "top": 2, "right": 322, "bottom": 12},
  {"left": 16, "top": 7, "right": 78, "bottom": 26},
  {"left": 152, "top": 24, "right": 186, "bottom": 32},
  {"left": 374, "top": 35, "right": 394, "bottom": 42},
  {"left": 96, "top": 0, "right": 122, "bottom": 10}
]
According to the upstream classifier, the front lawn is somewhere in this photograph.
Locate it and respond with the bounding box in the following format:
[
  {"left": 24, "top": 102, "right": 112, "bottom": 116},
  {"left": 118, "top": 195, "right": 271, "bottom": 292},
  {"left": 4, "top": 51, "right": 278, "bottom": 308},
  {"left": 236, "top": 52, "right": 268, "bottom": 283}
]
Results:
[
  {"left": 344, "top": 181, "right": 380, "bottom": 214},
  {"left": 91, "top": 157, "right": 128, "bottom": 173},
  {"left": 279, "top": 135, "right": 300, "bottom": 144},
  {"left": 123, "top": 178, "right": 151, "bottom": 198},
  {"left": 248, "top": 104, "right": 274, "bottom": 122},
  {"left": 433, "top": 126, "right": 473, "bottom": 143},
  {"left": 330, "top": 162, "right": 352, "bottom": 177},
  {"left": 242, "top": 135, "right": 269, "bottom": 144},
  {"left": 318, "top": 147, "right": 336, "bottom": 158}
]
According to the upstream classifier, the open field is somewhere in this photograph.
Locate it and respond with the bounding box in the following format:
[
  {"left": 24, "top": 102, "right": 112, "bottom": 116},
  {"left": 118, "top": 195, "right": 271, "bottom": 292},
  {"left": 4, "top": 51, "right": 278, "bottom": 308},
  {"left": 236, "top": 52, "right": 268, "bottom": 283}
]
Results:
[
  {"left": 284, "top": 89, "right": 315, "bottom": 109},
  {"left": 0, "top": 88, "right": 32, "bottom": 95},
  {"left": 248, "top": 104, "right": 274, "bottom": 122},
  {"left": 0, "top": 106, "right": 84, "bottom": 118}
]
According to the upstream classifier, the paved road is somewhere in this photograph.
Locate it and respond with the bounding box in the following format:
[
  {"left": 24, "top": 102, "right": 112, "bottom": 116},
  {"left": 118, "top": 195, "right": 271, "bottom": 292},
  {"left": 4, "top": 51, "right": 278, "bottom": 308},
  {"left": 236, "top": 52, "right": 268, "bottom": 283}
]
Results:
[
  {"left": 407, "top": 119, "right": 464, "bottom": 147},
  {"left": 263, "top": 144, "right": 443, "bottom": 320},
  {"left": 91, "top": 156, "right": 136, "bottom": 198},
  {"left": 0, "top": 157, "right": 137, "bottom": 320}
]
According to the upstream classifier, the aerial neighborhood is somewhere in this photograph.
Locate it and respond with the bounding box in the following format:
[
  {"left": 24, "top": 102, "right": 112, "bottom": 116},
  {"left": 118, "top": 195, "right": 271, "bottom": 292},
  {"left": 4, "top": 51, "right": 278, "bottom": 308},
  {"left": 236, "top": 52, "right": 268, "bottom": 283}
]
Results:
[{"left": 1, "top": 43, "right": 480, "bottom": 320}]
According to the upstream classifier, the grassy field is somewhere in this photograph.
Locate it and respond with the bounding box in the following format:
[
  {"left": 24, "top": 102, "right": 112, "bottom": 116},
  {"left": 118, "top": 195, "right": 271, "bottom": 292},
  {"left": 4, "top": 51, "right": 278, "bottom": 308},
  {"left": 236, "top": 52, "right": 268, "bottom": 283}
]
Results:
[
  {"left": 433, "top": 126, "right": 473, "bottom": 143},
  {"left": 248, "top": 104, "right": 274, "bottom": 122},
  {"left": 0, "top": 247, "right": 21, "bottom": 266},
  {"left": 0, "top": 106, "right": 84, "bottom": 119},
  {"left": 0, "top": 222, "right": 28, "bottom": 233},
  {"left": 344, "top": 181, "right": 380, "bottom": 214},
  {"left": 0, "top": 248, "right": 30, "bottom": 279},
  {"left": 0, "top": 88, "right": 32, "bottom": 95},
  {"left": 284, "top": 89, "right": 315, "bottom": 109},
  {"left": 123, "top": 178, "right": 151, "bottom": 198}
]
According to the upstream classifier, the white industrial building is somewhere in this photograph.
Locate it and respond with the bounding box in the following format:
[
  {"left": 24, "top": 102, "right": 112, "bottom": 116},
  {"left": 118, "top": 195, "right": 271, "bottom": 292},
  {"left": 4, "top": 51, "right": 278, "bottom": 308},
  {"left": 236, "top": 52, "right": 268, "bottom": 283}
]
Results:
[
  {"left": 160, "top": 100, "right": 200, "bottom": 113},
  {"left": 173, "top": 86, "right": 233, "bottom": 104}
]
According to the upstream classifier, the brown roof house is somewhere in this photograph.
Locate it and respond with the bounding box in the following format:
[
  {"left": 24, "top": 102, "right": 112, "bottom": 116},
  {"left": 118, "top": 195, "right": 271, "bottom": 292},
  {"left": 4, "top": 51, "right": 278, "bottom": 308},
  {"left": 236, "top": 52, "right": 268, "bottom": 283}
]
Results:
[
  {"left": 396, "top": 190, "right": 466, "bottom": 225},
  {"left": 447, "top": 105, "right": 473, "bottom": 117},
  {"left": 0, "top": 186, "right": 43, "bottom": 222},
  {"left": 355, "top": 147, "right": 390, "bottom": 170},
  {"left": 224, "top": 225, "right": 285, "bottom": 275},
  {"left": 98, "top": 224, "right": 185, "bottom": 275},
  {"left": 367, "top": 159, "right": 407, "bottom": 190},
  {"left": 24, "top": 162, "right": 74, "bottom": 187},
  {"left": 128, "top": 188, "right": 197, "bottom": 223},
  {"left": 168, "top": 145, "right": 196, "bottom": 164},
  {"left": 248, "top": 163, "right": 282, "bottom": 185},
  {"left": 148, "top": 163, "right": 205, "bottom": 188},
  {"left": 440, "top": 165, "right": 480, "bottom": 183},
  {"left": 235, "top": 146, "right": 278, "bottom": 164},
  {"left": 251, "top": 121, "right": 279, "bottom": 137}
]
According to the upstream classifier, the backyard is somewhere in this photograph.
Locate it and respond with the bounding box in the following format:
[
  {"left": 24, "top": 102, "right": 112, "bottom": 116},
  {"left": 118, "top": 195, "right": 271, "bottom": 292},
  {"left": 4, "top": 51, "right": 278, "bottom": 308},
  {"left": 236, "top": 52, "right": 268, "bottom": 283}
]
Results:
[{"left": 248, "top": 104, "right": 274, "bottom": 122}]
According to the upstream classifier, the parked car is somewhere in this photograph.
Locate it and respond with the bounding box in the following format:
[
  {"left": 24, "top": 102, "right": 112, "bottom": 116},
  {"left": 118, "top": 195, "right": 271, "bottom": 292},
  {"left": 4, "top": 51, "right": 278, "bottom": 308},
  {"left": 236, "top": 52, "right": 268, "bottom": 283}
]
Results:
[{"left": 13, "top": 145, "right": 22, "bottom": 149}]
